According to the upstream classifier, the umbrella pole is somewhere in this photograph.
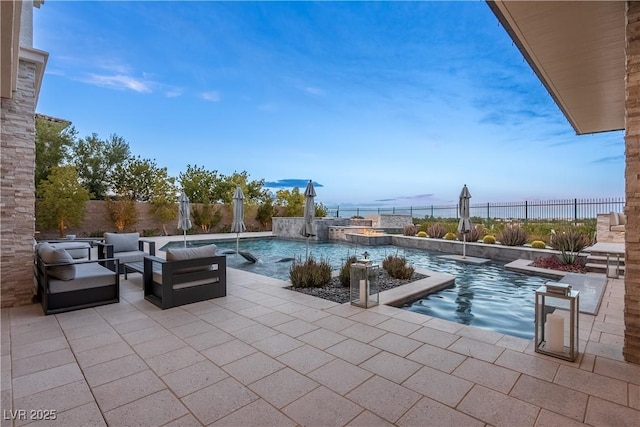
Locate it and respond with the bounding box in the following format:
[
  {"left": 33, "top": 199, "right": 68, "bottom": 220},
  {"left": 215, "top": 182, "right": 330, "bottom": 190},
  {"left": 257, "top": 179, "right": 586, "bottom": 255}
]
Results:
[
  {"left": 463, "top": 234, "right": 466, "bottom": 258},
  {"left": 183, "top": 230, "right": 187, "bottom": 248},
  {"left": 306, "top": 237, "right": 309, "bottom": 260},
  {"left": 236, "top": 233, "right": 239, "bottom": 257}
]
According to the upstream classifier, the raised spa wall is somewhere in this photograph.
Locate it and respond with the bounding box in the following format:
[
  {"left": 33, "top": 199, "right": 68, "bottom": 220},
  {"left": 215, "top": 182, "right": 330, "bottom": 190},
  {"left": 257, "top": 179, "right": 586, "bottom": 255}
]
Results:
[{"left": 272, "top": 215, "right": 556, "bottom": 264}]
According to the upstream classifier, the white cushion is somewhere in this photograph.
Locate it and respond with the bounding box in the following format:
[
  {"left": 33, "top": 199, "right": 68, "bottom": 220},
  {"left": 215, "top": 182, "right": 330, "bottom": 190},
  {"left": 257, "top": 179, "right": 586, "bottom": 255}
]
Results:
[{"left": 105, "top": 232, "right": 139, "bottom": 253}]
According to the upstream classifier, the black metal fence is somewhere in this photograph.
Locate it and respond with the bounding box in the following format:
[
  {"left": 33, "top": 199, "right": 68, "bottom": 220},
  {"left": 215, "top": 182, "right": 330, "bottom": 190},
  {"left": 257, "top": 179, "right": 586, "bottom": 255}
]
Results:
[{"left": 326, "top": 197, "right": 625, "bottom": 224}]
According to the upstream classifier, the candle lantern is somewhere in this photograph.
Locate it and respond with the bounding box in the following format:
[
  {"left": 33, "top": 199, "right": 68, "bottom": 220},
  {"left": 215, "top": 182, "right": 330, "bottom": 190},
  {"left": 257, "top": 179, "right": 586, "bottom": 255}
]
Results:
[
  {"left": 350, "top": 257, "right": 379, "bottom": 308},
  {"left": 534, "top": 282, "right": 579, "bottom": 361}
]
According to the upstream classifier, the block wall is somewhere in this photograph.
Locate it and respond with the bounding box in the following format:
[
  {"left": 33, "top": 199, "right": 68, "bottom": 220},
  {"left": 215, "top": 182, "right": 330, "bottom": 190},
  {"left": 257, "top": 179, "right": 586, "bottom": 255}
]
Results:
[{"left": 1, "top": 60, "right": 37, "bottom": 308}]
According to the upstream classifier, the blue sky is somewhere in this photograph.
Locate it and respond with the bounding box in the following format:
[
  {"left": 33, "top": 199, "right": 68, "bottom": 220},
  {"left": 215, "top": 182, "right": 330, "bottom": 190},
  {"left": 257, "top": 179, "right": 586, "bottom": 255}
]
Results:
[{"left": 34, "top": 1, "right": 625, "bottom": 208}]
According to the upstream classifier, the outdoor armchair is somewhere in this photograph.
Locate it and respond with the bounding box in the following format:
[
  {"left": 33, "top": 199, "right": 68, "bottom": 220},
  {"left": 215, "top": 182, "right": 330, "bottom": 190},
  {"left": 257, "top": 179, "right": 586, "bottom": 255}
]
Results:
[
  {"left": 34, "top": 242, "right": 120, "bottom": 315},
  {"left": 97, "top": 232, "right": 156, "bottom": 276},
  {"left": 143, "top": 244, "right": 226, "bottom": 309}
]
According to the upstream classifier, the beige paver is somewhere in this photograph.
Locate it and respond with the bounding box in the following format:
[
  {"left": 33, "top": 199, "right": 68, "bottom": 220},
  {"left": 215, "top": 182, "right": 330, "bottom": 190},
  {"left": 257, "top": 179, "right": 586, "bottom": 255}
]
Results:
[
  {"left": 2, "top": 256, "right": 639, "bottom": 427},
  {"left": 248, "top": 367, "right": 319, "bottom": 408},
  {"left": 346, "top": 375, "right": 420, "bottom": 423},
  {"left": 283, "top": 386, "right": 363, "bottom": 427}
]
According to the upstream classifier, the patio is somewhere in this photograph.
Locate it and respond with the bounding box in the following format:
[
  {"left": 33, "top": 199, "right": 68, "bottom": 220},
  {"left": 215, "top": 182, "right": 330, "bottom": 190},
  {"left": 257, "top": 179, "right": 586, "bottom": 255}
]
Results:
[{"left": 1, "top": 236, "right": 639, "bottom": 426}]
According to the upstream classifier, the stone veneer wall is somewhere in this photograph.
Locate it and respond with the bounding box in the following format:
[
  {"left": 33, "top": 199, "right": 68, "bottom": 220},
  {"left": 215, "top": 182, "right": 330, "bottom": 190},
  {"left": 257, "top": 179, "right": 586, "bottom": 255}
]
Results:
[
  {"left": 625, "top": 1, "right": 640, "bottom": 364},
  {"left": 272, "top": 217, "right": 350, "bottom": 241},
  {"left": 1, "top": 60, "right": 37, "bottom": 308}
]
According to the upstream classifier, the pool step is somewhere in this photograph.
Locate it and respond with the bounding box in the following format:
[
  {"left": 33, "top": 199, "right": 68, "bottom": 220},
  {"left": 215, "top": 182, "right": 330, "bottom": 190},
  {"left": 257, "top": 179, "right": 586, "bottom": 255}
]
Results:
[{"left": 585, "top": 252, "right": 625, "bottom": 277}]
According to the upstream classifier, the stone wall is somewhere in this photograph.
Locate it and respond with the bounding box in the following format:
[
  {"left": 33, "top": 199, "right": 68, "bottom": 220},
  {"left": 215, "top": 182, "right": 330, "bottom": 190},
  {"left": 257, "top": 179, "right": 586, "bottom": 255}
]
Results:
[
  {"left": 624, "top": 1, "right": 640, "bottom": 364},
  {"left": 272, "top": 217, "right": 350, "bottom": 241},
  {"left": 36, "top": 201, "right": 267, "bottom": 239},
  {"left": 1, "top": 60, "right": 37, "bottom": 308},
  {"left": 378, "top": 214, "right": 413, "bottom": 229}
]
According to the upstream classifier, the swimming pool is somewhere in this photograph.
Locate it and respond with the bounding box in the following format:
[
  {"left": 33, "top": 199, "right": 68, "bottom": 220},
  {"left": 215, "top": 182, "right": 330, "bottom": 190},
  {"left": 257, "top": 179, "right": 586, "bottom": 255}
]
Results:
[{"left": 162, "top": 238, "right": 546, "bottom": 339}]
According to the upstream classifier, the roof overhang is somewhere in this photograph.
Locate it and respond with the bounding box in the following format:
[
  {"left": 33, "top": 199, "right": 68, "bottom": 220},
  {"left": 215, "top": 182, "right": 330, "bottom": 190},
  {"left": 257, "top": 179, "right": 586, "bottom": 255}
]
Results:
[{"left": 487, "top": 1, "right": 625, "bottom": 135}]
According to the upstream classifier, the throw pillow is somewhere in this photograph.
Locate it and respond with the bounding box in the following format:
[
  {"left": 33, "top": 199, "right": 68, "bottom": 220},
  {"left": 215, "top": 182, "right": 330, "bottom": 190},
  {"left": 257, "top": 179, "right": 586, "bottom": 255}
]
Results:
[{"left": 39, "top": 246, "right": 75, "bottom": 281}]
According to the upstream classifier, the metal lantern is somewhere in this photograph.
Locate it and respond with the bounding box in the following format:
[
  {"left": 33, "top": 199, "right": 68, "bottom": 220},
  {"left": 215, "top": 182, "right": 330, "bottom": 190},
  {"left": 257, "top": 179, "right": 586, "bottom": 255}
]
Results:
[
  {"left": 534, "top": 282, "right": 580, "bottom": 361},
  {"left": 350, "top": 258, "right": 379, "bottom": 308}
]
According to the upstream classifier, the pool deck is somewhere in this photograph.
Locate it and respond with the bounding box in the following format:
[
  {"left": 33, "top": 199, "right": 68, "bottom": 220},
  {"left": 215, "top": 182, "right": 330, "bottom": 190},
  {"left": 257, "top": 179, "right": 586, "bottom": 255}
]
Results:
[{"left": 2, "top": 233, "right": 638, "bottom": 426}]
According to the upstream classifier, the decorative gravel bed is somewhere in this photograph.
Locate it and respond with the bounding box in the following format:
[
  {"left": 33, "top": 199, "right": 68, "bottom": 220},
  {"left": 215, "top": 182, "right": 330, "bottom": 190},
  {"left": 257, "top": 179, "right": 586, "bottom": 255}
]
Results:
[{"left": 286, "top": 270, "right": 428, "bottom": 304}]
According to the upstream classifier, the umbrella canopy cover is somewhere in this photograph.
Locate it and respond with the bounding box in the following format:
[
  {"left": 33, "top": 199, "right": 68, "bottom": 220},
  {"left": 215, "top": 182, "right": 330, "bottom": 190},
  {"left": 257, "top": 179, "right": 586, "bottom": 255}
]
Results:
[
  {"left": 231, "top": 186, "right": 247, "bottom": 234},
  {"left": 178, "top": 192, "right": 192, "bottom": 231},
  {"left": 300, "top": 180, "right": 317, "bottom": 237},
  {"left": 458, "top": 184, "right": 472, "bottom": 234}
]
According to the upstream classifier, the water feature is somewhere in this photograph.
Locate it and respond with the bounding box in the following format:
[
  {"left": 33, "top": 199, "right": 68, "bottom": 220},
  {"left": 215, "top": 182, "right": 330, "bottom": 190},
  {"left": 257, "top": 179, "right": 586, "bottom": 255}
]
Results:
[{"left": 161, "top": 238, "right": 547, "bottom": 338}]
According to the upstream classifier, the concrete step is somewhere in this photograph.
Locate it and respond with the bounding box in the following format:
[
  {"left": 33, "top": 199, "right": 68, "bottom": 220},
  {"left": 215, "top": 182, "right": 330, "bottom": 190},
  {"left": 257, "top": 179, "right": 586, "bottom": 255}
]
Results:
[{"left": 586, "top": 262, "right": 625, "bottom": 277}]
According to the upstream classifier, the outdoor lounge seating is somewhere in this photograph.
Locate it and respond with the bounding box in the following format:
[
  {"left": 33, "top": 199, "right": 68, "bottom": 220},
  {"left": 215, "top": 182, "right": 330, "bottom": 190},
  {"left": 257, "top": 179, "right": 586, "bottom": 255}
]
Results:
[
  {"left": 96, "top": 232, "right": 156, "bottom": 276},
  {"left": 609, "top": 211, "right": 627, "bottom": 232},
  {"left": 34, "top": 242, "right": 120, "bottom": 315},
  {"left": 143, "top": 244, "right": 226, "bottom": 309}
]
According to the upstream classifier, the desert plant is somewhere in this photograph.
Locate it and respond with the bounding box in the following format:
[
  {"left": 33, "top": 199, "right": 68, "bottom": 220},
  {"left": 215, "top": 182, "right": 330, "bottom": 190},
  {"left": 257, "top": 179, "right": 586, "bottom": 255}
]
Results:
[
  {"left": 483, "top": 235, "right": 496, "bottom": 244},
  {"left": 105, "top": 196, "right": 138, "bottom": 232},
  {"left": 531, "top": 255, "right": 587, "bottom": 273},
  {"left": 403, "top": 224, "right": 417, "bottom": 236},
  {"left": 550, "top": 230, "right": 590, "bottom": 264},
  {"left": 457, "top": 224, "right": 484, "bottom": 242},
  {"left": 382, "top": 254, "right": 415, "bottom": 280},
  {"left": 531, "top": 240, "right": 547, "bottom": 249},
  {"left": 498, "top": 224, "right": 527, "bottom": 246},
  {"left": 417, "top": 231, "right": 427, "bottom": 238},
  {"left": 289, "top": 256, "right": 332, "bottom": 288},
  {"left": 427, "top": 223, "right": 447, "bottom": 239},
  {"left": 338, "top": 256, "right": 358, "bottom": 287},
  {"left": 444, "top": 232, "right": 456, "bottom": 240},
  {"left": 192, "top": 202, "right": 222, "bottom": 233}
]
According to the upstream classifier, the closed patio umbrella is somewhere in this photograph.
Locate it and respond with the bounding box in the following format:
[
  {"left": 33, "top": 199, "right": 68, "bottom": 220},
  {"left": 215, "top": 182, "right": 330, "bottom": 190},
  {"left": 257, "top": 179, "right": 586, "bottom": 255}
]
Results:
[
  {"left": 231, "top": 186, "right": 247, "bottom": 257},
  {"left": 178, "top": 191, "right": 192, "bottom": 248},
  {"left": 458, "top": 184, "right": 472, "bottom": 258},
  {"left": 300, "top": 180, "right": 317, "bottom": 260}
]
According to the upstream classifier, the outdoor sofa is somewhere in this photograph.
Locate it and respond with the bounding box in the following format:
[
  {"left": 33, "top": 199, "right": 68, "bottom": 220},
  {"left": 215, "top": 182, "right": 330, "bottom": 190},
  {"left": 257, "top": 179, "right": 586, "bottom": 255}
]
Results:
[
  {"left": 34, "top": 242, "right": 120, "bottom": 315},
  {"left": 609, "top": 211, "right": 627, "bottom": 232},
  {"left": 143, "top": 244, "right": 226, "bottom": 309},
  {"left": 96, "top": 232, "right": 156, "bottom": 276}
]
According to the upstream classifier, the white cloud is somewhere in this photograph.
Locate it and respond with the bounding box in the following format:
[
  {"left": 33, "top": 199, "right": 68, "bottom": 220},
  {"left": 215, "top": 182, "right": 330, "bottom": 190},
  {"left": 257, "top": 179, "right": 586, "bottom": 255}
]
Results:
[
  {"left": 84, "top": 74, "right": 152, "bottom": 93},
  {"left": 200, "top": 91, "right": 221, "bottom": 102},
  {"left": 303, "top": 86, "right": 324, "bottom": 96},
  {"left": 165, "top": 88, "right": 184, "bottom": 98}
]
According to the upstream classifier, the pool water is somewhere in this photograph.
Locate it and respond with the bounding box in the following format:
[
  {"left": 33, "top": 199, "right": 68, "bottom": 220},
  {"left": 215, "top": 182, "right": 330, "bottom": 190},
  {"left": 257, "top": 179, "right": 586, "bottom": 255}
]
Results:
[{"left": 162, "top": 238, "right": 546, "bottom": 339}]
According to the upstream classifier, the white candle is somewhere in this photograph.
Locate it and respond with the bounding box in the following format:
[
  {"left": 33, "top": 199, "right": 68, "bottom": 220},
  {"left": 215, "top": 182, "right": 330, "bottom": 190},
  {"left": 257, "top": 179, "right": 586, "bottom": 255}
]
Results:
[
  {"left": 359, "top": 279, "right": 368, "bottom": 305},
  {"left": 545, "top": 313, "right": 564, "bottom": 352}
]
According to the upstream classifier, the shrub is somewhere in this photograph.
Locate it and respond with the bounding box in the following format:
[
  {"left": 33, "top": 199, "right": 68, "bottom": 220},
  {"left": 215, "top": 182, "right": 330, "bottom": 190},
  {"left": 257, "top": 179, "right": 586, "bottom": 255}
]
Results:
[
  {"left": 289, "top": 256, "right": 332, "bottom": 288},
  {"left": 403, "top": 224, "right": 417, "bottom": 236},
  {"left": 550, "top": 230, "right": 590, "bottom": 264},
  {"left": 417, "top": 231, "right": 427, "bottom": 238},
  {"left": 531, "top": 240, "right": 547, "bottom": 249},
  {"left": 427, "top": 223, "right": 447, "bottom": 239},
  {"left": 142, "top": 228, "right": 160, "bottom": 237},
  {"left": 444, "top": 232, "right": 456, "bottom": 240},
  {"left": 532, "top": 255, "right": 587, "bottom": 273},
  {"left": 499, "top": 224, "right": 527, "bottom": 246},
  {"left": 457, "top": 225, "right": 483, "bottom": 242},
  {"left": 338, "top": 256, "right": 358, "bottom": 287},
  {"left": 382, "top": 254, "right": 415, "bottom": 280},
  {"left": 483, "top": 234, "right": 496, "bottom": 244}
]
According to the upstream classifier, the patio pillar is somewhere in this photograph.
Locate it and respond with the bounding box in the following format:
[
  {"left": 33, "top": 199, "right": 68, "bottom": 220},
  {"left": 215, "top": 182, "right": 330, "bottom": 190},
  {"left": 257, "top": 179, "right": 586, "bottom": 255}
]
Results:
[
  {"left": 624, "top": 1, "right": 640, "bottom": 364},
  {"left": 0, "top": 59, "right": 38, "bottom": 308}
]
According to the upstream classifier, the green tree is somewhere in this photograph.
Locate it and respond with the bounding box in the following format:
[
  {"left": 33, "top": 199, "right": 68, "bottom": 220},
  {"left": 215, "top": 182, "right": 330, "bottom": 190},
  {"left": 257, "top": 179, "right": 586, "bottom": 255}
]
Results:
[
  {"left": 111, "top": 156, "right": 162, "bottom": 201},
  {"left": 149, "top": 170, "right": 178, "bottom": 235},
  {"left": 274, "top": 187, "right": 305, "bottom": 217},
  {"left": 105, "top": 197, "right": 138, "bottom": 232},
  {"left": 70, "top": 133, "right": 130, "bottom": 199},
  {"left": 35, "top": 115, "right": 77, "bottom": 190},
  {"left": 178, "top": 164, "right": 219, "bottom": 203},
  {"left": 36, "top": 166, "right": 90, "bottom": 237},
  {"left": 214, "top": 171, "right": 267, "bottom": 204},
  {"left": 256, "top": 196, "right": 274, "bottom": 229},
  {"left": 191, "top": 202, "right": 221, "bottom": 233}
]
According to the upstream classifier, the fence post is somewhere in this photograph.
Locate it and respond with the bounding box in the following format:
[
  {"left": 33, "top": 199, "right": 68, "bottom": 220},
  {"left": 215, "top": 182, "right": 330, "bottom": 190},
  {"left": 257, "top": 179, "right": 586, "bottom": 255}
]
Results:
[
  {"left": 525, "top": 201, "right": 528, "bottom": 225},
  {"left": 357, "top": 208, "right": 359, "bottom": 217},
  {"left": 574, "top": 198, "right": 578, "bottom": 225},
  {"left": 431, "top": 205, "right": 433, "bottom": 218},
  {"left": 487, "top": 203, "right": 490, "bottom": 223},
  {"left": 336, "top": 206, "right": 339, "bottom": 218}
]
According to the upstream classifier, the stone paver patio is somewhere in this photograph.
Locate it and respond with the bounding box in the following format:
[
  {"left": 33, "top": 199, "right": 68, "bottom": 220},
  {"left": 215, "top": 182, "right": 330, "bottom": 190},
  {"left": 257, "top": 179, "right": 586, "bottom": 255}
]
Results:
[{"left": 1, "top": 242, "right": 639, "bottom": 426}]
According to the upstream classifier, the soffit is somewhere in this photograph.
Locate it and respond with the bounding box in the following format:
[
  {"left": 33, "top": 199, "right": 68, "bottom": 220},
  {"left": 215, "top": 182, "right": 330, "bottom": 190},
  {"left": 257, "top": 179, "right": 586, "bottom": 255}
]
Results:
[{"left": 487, "top": 1, "right": 625, "bottom": 135}]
